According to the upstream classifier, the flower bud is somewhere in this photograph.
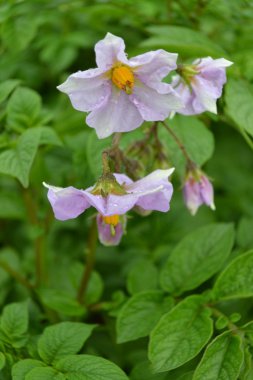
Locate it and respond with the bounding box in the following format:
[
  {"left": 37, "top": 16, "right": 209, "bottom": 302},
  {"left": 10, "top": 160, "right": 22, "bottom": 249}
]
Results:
[{"left": 183, "top": 169, "right": 215, "bottom": 215}]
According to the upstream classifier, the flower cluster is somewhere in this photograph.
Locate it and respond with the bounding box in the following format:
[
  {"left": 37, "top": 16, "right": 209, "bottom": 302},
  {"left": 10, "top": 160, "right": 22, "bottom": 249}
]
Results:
[{"left": 44, "top": 33, "right": 232, "bottom": 245}]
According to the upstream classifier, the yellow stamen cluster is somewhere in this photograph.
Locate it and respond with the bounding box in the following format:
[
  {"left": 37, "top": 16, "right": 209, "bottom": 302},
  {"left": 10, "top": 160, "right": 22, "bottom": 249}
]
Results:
[
  {"left": 102, "top": 214, "right": 119, "bottom": 226},
  {"left": 112, "top": 66, "right": 134, "bottom": 94}
]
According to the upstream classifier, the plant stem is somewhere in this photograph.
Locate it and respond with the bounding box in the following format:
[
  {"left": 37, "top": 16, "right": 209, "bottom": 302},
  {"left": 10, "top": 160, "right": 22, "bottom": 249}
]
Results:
[
  {"left": 22, "top": 187, "right": 45, "bottom": 287},
  {"left": 77, "top": 218, "right": 97, "bottom": 304},
  {"left": 209, "top": 306, "right": 239, "bottom": 332},
  {"left": 0, "top": 260, "right": 33, "bottom": 290},
  {"left": 161, "top": 121, "right": 196, "bottom": 170}
]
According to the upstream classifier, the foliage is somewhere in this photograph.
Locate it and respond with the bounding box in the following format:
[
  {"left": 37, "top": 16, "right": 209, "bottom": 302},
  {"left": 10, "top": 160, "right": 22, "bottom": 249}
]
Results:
[{"left": 1, "top": 1, "right": 253, "bottom": 379}]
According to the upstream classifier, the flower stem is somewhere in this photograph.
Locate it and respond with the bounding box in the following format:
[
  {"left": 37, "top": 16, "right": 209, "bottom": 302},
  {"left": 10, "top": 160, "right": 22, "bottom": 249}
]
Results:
[
  {"left": 102, "top": 151, "right": 111, "bottom": 175},
  {"left": 0, "top": 259, "right": 34, "bottom": 290},
  {"left": 161, "top": 121, "right": 196, "bottom": 170},
  {"left": 77, "top": 218, "right": 97, "bottom": 304}
]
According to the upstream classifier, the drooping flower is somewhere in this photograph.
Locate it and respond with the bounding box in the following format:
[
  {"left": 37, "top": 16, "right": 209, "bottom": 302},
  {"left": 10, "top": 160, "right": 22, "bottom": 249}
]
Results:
[
  {"left": 43, "top": 168, "right": 174, "bottom": 245},
  {"left": 57, "top": 33, "right": 182, "bottom": 139},
  {"left": 183, "top": 169, "right": 215, "bottom": 215},
  {"left": 172, "top": 57, "right": 233, "bottom": 115}
]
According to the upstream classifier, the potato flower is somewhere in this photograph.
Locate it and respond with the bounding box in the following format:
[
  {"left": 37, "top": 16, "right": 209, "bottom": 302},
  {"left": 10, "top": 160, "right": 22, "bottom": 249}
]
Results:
[
  {"left": 43, "top": 169, "right": 174, "bottom": 246},
  {"left": 57, "top": 33, "right": 182, "bottom": 138},
  {"left": 172, "top": 57, "right": 233, "bottom": 115}
]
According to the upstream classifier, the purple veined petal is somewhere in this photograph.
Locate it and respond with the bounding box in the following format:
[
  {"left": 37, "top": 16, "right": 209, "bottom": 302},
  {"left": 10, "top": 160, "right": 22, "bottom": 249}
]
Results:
[
  {"left": 113, "top": 173, "right": 134, "bottom": 186},
  {"left": 126, "top": 169, "right": 174, "bottom": 212},
  {"left": 183, "top": 180, "right": 202, "bottom": 216},
  {"left": 86, "top": 87, "right": 143, "bottom": 139},
  {"left": 80, "top": 190, "right": 107, "bottom": 215},
  {"left": 95, "top": 33, "right": 129, "bottom": 70},
  {"left": 43, "top": 182, "right": 91, "bottom": 221},
  {"left": 197, "top": 57, "right": 233, "bottom": 70},
  {"left": 136, "top": 184, "right": 173, "bottom": 212},
  {"left": 199, "top": 176, "right": 215, "bottom": 210},
  {"left": 130, "top": 81, "right": 182, "bottom": 121},
  {"left": 191, "top": 77, "right": 218, "bottom": 114},
  {"left": 57, "top": 69, "right": 111, "bottom": 112},
  {"left": 130, "top": 50, "right": 178, "bottom": 94},
  {"left": 104, "top": 193, "right": 139, "bottom": 216},
  {"left": 96, "top": 214, "right": 124, "bottom": 246},
  {"left": 126, "top": 168, "right": 174, "bottom": 193}
]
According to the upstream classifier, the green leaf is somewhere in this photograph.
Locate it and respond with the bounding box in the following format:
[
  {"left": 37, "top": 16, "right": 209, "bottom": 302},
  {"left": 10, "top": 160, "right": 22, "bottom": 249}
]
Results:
[
  {"left": 130, "top": 361, "right": 168, "bottom": 380},
  {"left": 0, "top": 79, "right": 20, "bottom": 103},
  {"left": 149, "top": 295, "right": 213, "bottom": 372},
  {"left": 55, "top": 354, "right": 129, "bottom": 380},
  {"left": 159, "top": 115, "right": 214, "bottom": 177},
  {"left": 225, "top": 79, "right": 253, "bottom": 137},
  {"left": 237, "top": 217, "right": 253, "bottom": 250},
  {"left": 2, "top": 16, "right": 38, "bottom": 52},
  {"left": 7, "top": 87, "right": 42, "bottom": 130},
  {"left": 160, "top": 223, "right": 234, "bottom": 295},
  {"left": 127, "top": 259, "right": 158, "bottom": 295},
  {"left": 38, "top": 126, "right": 63, "bottom": 146},
  {"left": 0, "top": 352, "right": 6, "bottom": 370},
  {"left": 38, "top": 288, "right": 86, "bottom": 316},
  {"left": 193, "top": 333, "right": 244, "bottom": 380},
  {"left": 25, "top": 367, "right": 65, "bottom": 380},
  {"left": 0, "top": 302, "right": 28, "bottom": 339},
  {"left": 0, "top": 191, "right": 26, "bottom": 219},
  {"left": 117, "top": 291, "right": 173, "bottom": 343},
  {"left": 38, "top": 322, "right": 96, "bottom": 365},
  {"left": 0, "top": 127, "right": 60, "bottom": 187},
  {"left": 213, "top": 250, "right": 253, "bottom": 300},
  {"left": 141, "top": 26, "right": 225, "bottom": 57},
  {"left": 12, "top": 359, "right": 45, "bottom": 380}
]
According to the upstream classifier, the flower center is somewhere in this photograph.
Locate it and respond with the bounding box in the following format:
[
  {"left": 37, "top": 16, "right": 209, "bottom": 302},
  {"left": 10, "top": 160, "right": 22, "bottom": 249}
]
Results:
[
  {"left": 102, "top": 214, "right": 119, "bottom": 226},
  {"left": 112, "top": 66, "right": 134, "bottom": 94}
]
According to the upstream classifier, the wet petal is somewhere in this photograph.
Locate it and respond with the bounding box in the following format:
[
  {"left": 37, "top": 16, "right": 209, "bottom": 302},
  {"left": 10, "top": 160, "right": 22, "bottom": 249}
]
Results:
[
  {"left": 86, "top": 88, "right": 143, "bottom": 139},
  {"left": 131, "top": 50, "right": 178, "bottom": 94},
  {"left": 43, "top": 183, "right": 91, "bottom": 221},
  {"left": 95, "top": 33, "right": 128, "bottom": 69},
  {"left": 127, "top": 169, "right": 174, "bottom": 212},
  {"left": 130, "top": 82, "right": 182, "bottom": 121},
  {"left": 57, "top": 69, "right": 110, "bottom": 112}
]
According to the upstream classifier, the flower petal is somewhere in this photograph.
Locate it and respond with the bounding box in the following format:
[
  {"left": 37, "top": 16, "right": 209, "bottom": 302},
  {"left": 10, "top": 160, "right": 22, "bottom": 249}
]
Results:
[
  {"left": 130, "top": 82, "right": 182, "bottom": 121},
  {"left": 127, "top": 169, "right": 174, "bottom": 212},
  {"left": 196, "top": 57, "right": 233, "bottom": 70},
  {"left": 57, "top": 69, "right": 110, "bottom": 112},
  {"left": 192, "top": 77, "right": 218, "bottom": 114},
  {"left": 86, "top": 88, "right": 143, "bottom": 139},
  {"left": 131, "top": 50, "right": 178, "bottom": 94},
  {"left": 97, "top": 214, "right": 124, "bottom": 246},
  {"left": 95, "top": 33, "right": 128, "bottom": 69},
  {"left": 105, "top": 193, "right": 139, "bottom": 215},
  {"left": 183, "top": 181, "right": 202, "bottom": 216},
  {"left": 43, "top": 183, "right": 91, "bottom": 221},
  {"left": 113, "top": 173, "right": 133, "bottom": 186}
]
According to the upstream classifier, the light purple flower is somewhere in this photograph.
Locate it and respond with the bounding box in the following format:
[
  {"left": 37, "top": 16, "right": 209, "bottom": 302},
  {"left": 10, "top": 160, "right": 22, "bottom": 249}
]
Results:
[
  {"left": 183, "top": 171, "right": 215, "bottom": 215},
  {"left": 96, "top": 214, "right": 126, "bottom": 246},
  {"left": 57, "top": 33, "right": 182, "bottom": 138},
  {"left": 43, "top": 168, "right": 174, "bottom": 245},
  {"left": 172, "top": 57, "right": 233, "bottom": 115}
]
